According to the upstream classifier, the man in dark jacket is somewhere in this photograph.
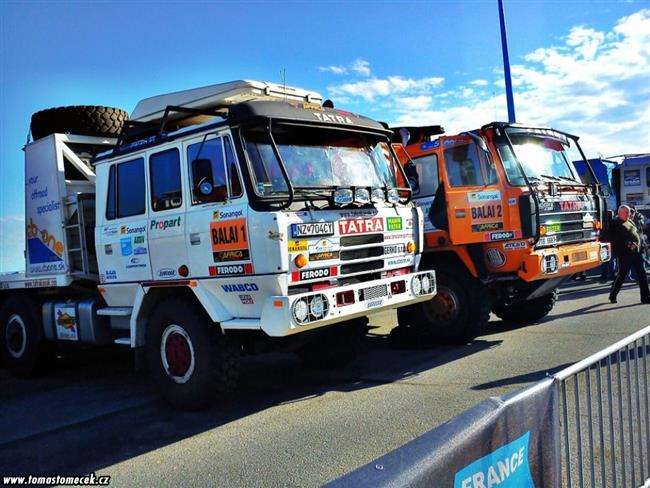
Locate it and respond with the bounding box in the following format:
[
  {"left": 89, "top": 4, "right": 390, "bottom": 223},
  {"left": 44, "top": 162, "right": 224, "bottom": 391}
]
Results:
[{"left": 608, "top": 205, "right": 650, "bottom": 304}]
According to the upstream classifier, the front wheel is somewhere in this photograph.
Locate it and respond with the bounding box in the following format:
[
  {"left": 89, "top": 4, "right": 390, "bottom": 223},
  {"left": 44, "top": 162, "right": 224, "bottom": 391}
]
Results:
[
  {"left": 146, "top": 297, "right": 240, "bottom": 410},
  {"left": 393, "top": 268, "right": 489, "bottom": 346},
  {"left": 492, "top": 288, "right": 559, "bottom": 324}
]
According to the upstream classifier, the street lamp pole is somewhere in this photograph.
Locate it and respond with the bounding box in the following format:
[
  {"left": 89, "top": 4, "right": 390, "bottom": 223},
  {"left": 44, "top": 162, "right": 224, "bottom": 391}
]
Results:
[{"left": 498, "top": 0, "right": 516, "bottom": 123}]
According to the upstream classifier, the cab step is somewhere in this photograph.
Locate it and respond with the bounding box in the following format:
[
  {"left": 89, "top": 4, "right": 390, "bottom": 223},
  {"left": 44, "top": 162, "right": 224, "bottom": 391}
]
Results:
[{"left": 97, "top": 307, "right": 133, "bottom": 317}]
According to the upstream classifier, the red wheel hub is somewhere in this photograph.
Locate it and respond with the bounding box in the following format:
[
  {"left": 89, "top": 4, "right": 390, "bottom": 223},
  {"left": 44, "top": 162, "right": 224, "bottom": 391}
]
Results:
[{"left": 164, "top": 332, "right": 192, "bottom": 377}]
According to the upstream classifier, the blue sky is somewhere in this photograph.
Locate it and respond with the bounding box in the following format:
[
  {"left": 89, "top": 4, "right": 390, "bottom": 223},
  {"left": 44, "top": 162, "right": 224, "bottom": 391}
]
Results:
[{"left": 1, "top": 0, "right": 649, "bottom": 271}]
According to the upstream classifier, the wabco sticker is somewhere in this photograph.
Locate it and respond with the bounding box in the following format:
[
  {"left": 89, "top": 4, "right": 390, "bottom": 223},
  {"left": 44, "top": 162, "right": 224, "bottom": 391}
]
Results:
[
  {"left": 311, "top": 239, "right": 336, "bottom": 252},
  {"left": 310, "top": 251, "right": 339, "bottom": 261},
  {"left": 468, "top": 191, "right": 501, "bottom": 203},
  {"left": 386, "top": 217, "right": 403, "bottom": 231},
  {"left": 214, "top": 249, "right": 250, "bottom": 262},
  {"left": 239, "top": 294, "right": 254, "bottom": 305},
  {"left": 339, "top": 217, "right": 384, "bottom": 235},
  {"left": 288, "top": 240, "right": 309, "bottom": 253},
  {"left": 209, "top": 263, "right": 253, "bottom": 276},
  {"left": 120, "top": 237, "right": 132, "bottom": 256},
  {"left": 291, "top": 222, "right": 335, "bottom": 238},
  {"left": 210, "top": 218, "right": 250, "bottom": 260},
  {"left": 472, "top": 222, "right": 503, "bottom": 232},
  {"left": 384, "top": 244, "right": 405, "bottom": 254},
  {"left": 213, "top": 207, "right": 245, "bottom": 220},
  {"left": 221, "top": 283, "right": 259, "bottom": 293},
  {"left": 503, "top": 241, "right": 527, "bottom": 250},
  {"left": 486, "top": 231, "right": 516, "bottom": 241},
  {"left": 293, "top": 266, "right": 337, "bottom": 281},
  {"left": 485, "top": 248, "right": 507, "bottom": 268},
  {"left": 55, "top": 306, "right": 78, "bottom": 341}
]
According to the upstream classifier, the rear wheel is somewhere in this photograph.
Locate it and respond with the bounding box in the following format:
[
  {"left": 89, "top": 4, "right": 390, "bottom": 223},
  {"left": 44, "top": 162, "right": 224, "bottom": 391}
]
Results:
[
  {"left": 492, "top": 288, "right": 559, "bottom": 324},
  {"left": 146, "top": 297, "right": 240, "bottom": 410},
  {"left": 0, "top": 296, "right": 49, "bottom": 375},
  {"left": 30, "top": 105, "right": 128, "bottom": 140},
  {"left": 393, "top": 268, "right": 489, "bottom": 346},
  {"left": 295, "top": 318, "right": 367, "bottom": 369}
]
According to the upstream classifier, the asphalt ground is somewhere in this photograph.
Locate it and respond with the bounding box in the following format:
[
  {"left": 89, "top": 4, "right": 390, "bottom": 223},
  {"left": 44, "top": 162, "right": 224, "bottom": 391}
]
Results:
[{"left": 1, "top": 273, "right": 649, "bottom": 487}]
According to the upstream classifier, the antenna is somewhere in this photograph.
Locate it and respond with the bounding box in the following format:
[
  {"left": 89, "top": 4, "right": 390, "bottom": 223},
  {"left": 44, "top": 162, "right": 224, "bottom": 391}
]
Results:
[{"left": 280, "top": 68, "right": 287, "bottom": 100}]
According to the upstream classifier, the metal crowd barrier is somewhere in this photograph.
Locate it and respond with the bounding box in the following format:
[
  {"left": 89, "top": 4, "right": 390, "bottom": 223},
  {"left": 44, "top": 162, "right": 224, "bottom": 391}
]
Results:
[{"left": 554, "top": 325, "right": 650, "bottom": 488}]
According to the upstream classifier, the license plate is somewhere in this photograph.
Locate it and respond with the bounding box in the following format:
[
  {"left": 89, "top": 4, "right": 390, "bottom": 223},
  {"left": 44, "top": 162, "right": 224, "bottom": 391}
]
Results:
[
  {"left": 572, "top": 251, "right": 588, "bottom": 262},
  {"left": 291, "top": 222, "right": 334, "bottom": 237},
  {"left": 383, "top": 244, "right": 405, "bottom": 255}
]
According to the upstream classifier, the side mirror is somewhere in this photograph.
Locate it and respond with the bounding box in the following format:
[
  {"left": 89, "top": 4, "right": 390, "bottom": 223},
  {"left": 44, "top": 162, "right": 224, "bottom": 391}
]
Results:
[{"left": 599, "top": 184, "right": 611, "bottom": 197}]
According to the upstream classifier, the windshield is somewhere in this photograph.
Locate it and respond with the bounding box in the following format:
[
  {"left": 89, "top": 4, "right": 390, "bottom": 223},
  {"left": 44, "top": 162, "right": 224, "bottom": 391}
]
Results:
[
  {"left": 498, "top": 130, "right": 583, "bottom": 186},
  {"left": 242, "top": 124, "right": 398, "bottom": 196}
]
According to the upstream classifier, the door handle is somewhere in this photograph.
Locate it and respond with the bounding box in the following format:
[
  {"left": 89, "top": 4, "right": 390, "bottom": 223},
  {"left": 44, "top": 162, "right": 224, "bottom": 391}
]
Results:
[{"left": 190, "top": 233, "right": 201, "bottom": 245}]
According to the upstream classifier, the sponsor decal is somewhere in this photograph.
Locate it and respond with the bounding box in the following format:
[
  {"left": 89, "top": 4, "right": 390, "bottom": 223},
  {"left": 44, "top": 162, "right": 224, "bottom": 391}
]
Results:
[
  {"left": 386, "top": 256, "right": 412, "bottom": 266},
  {"left": 454, "top": 432, "right": 534, "bottom": 488},
  {"left": 366, "top": 298, "right": 384, "bottom": 309},
  {"left": 339, "top": 217, "right": 384, "bottom": 235},
  {"left": 625, "top": 193, "right": 644, "bottom": 203},
  {"left": 455, "top": 210, "right": 466, "bottom": 218},
  {"left": 310, "top": 251, "right": 339, "bottom": 261},
  {"left": 130, "top": 257, "right": 140, "bottom": 264},
  {"left": 105, "top": 270, "right": 117, "bottom": 281},
  {"left": 421, "top": 140, "right": 439, "bottom": 150},
  {"left": 468, "top": 190, "right": 501, "bottom": 203},
  {"left": 311, "top": 112, "right": 354, "bottom": 124},
  {"left": 311, "top": 238, "right": 336, "bottom": 252},
  {"left": 538, "top": 200, "right": 555, "bottom": 211},
  {"left": 384, "top": 244, "right": 406, "bottom": 254},
  {"left": 508, "top": 197, "right": 517, "bottom": 206},
  {"left": 623, "top": 169, "right": 641, "bottom": 187},
  {"left": 150, "top": 216, "right": 182, "bottom": 231},
  {"left": 134, "top": 235, "right": 145, "bottom": 244},
  {"left": 503, "top": 241, "right": 527, "bottom": 250},
  {"left": 55, "top": 306, "right": 78, "bottom": 341},
  {"left": 288, "top": 240, "right": 309, "bottom": 253},
  {"left": 26, "top": 218, "right": 64, "bottom": 262},
  {"left": 486, "top": 231, "right": 516, "bottom": 241},
  {"left": 590, "top": 251, "right": 598, "bottom": 260},
  {"left": 471, "top": 205, "right": 502, "bottom": 220},
  {"left": 121, "top": 224, "right": 146, "bottom": 235},
  {"left": 213, "top": 207, "right": 245, "bottom": 220},
  {"left": 291, "top": 222, "right": 335, "bottom": 238},
  {"left": 405, "top": 218, "right": 414, "bottom": 229},
  {"left": 158, "top": 268, "right": 176, "bottom": 279},
  {"left": 221, "top": 283, "right": 259, "bottom": 292},
  {"left": 239, "top": 294, "right": 254, "bottom": 305},
  {"left": 213, "top": 249, "right": 250, "bottom": 262},
  {"left": 125, "top": 263, "right": 147, "bottom": 269},
  {"left": 210, "top": 218, "right": 250, "bottom": 261},
  {"left": 120, "top": 237, "right": 132, "bottom": 256},
  {"left": 537, "top": 235, "right": 558, "bottom": 246},
  {"left": 104, "top": 244, "right": 113, "bottom": 255},
  {"left": 22, "top": 278, "right": 58, "bottom": 288},
  {"left": 472, "top": 222, "right": 503, "bottom": 232},
  {"left": 545, "top": 223, "right": 562, "bottom": 233},
  {"left": 292, "top": 266, "right": 337, "bottom": 281},
  {"left": 386, "top": 217, "right": 403, "bottom": 231},
  {"left": 36, "top": 200, "right": 61, "bottom": 215},
  {"left": 485, "top": 248, "right": 507, "bottom": 268},
  {"left": 30, "top": 185, "right": 48, "bottom": 200},
  {"left": 559, "top": 201, "right": 581, "bottom": 212},
  {"left": 103, "top": 226, "right": 119, "bottom": 237},
  {"left": 384, "top": 232, "right": 412, "bottom": 241},
  {"left": 339, "top": 210, "right": 377, "bottom": 218},
  {"left": 268, "top": 231, "right": 283, "bottom": 241},
  {"left": 209, "top": 263, "right": 253, "bottom": 276},
  {"left": 133, "top": 246, "right": 148, "bottom": 255}
]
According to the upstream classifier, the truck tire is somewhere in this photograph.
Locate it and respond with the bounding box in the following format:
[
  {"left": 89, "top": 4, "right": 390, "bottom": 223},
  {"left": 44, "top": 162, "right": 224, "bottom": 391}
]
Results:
[
  {"left": 30, "top": 105, "right": 128, "bottom": 140},
  {"left": 146, "top": 297, "right": 240, "bottom": 410},
  {"left": 492, "top": 288, "right": 559, "bottom": 324},
  {"left": 393, "top": 268, "right": 489, "bottom": 346},
  {"left": 0, "top": 295, "right": 49, "bottom": 375},
  {"left": 295, "top": 318, "right": 367, "bottom": 369}
]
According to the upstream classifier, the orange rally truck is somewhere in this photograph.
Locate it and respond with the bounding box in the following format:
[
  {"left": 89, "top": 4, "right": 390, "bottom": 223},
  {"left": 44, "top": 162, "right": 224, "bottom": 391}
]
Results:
[{"left": 391, "top": 122, "right": 611, "bottom": 343}]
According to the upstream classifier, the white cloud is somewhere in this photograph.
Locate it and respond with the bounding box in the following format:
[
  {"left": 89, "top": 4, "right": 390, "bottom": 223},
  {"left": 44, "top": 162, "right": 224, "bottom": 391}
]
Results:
[
  {"left": 318, "top": 58, "right": 372, "bottom": 77},
  {"left": 329, "top": 76, "right": 444, "bottom": 102},
  {"left": 350, "top": 59, "right": 371, "bottom": 77},
  {"left": 319, "top": 65, "right": 347, "bottom": 75},
  {"left": 470, "top": 79, "right": 488, "bottom": 86}
]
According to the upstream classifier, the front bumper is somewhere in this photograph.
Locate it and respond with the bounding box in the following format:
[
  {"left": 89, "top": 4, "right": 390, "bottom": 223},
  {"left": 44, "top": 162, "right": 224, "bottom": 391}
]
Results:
[
  {"left": 519, "top": 241, "right": 611, "bottom": 282},
  {"left": 221, "top": 271, "right": 436, "bottom": 337}
]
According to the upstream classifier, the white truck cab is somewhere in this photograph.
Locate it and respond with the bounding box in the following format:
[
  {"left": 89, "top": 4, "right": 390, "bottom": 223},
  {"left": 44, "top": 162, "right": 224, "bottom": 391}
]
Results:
[{"left": 0, "top": 80, "right": 436, "bottom": 408}]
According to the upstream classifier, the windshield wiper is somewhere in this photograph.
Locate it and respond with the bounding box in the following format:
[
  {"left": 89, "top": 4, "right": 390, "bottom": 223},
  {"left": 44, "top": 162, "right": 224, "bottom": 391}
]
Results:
[
  {"left": 555, "top": 175, "right": 581, "bottom": 183},
  {"left": 539, "top": 174, "right": 562, "bottom": 182}
]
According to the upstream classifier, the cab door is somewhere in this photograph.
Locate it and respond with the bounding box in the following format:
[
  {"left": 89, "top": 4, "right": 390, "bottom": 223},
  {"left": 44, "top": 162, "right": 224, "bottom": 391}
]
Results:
[{"left": 437, "top": 135, "right": 514, "bottom": 244}]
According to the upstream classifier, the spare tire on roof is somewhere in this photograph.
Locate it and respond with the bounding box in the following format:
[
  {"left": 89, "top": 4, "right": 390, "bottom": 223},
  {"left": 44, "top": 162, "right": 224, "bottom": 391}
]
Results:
[{"left": 30, "top": 105, "right": 128, "bottom": 140}]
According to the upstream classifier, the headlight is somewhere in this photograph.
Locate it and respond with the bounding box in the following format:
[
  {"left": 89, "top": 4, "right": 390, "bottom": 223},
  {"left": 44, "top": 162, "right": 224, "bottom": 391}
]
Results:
[
  {"left": 421, "top": 274, "right": 431, "bottom": 294},
  {"left": 334, "top": 188, "right": 353, "bottom": 205},
  {"left": 354, "top": 188, "right": 370, "bottom": 204},
  {"left": 309, "top": 294, "right": 328, "bottom": 319},
  {"left": 371, "top": 188, "right": 385, "bottom": 203},
  {"left": 411, "top": 275, "right": 422, "bottom": 295},
  {"left": 543, "top": 254, "right": 558, "bottom": 274},
  {"left": 292, "top": 298, "right": 309, "bottom": 324},
  {"left": 387, "top": 188, "right": 399, "bottom": 203}
]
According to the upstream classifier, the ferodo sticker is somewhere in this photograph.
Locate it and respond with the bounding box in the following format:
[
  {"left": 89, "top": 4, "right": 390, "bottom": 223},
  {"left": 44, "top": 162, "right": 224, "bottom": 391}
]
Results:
[
  {"left": 486, "top": 231, "right": 517, "bottom": 241},
  {"left": 210, "top": 218, "right": 250, "bottom": 261},
  {"left": 209, "top": 263, "right": 253, "bottom": 276},
  {"left": 339, "top": 217, "right": 384, "bottom": 235},
  {"left": 292, "top": 266, "right": 338, "bottom": 281},
  {"left": 288, "top": 240, "right": 309, "bottom": 253},
  {"left": 55, "top": 306, "right": 78, "bottom": 341}
]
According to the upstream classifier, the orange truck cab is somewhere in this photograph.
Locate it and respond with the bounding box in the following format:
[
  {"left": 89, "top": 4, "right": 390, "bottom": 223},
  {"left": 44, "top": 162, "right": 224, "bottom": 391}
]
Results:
[{"left": 391, "top": 122, "right": 611, "bottom": 343}]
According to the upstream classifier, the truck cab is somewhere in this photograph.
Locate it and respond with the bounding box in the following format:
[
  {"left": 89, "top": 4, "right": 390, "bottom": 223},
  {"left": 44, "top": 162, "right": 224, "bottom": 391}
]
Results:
[
  {"left": 0, "top": 80, "right": 436, "bottom": 408},
  {"left": 391, "top": 122, "right": 610, "bottom": 342}
]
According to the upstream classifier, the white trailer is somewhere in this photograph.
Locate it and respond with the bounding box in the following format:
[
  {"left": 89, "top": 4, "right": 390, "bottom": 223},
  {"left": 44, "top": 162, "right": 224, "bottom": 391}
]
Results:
[{"left": 0, "top": 80, "right": 436, "bottom": 409}]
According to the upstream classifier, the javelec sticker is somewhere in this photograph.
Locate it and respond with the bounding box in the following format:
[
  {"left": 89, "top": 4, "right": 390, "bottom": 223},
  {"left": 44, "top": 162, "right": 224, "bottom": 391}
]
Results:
[
  {"left": 209, "top": 263, "right": 253, "bottom": 276},
  {"left": 288, "top": 240, "right": 309, "bottom": 253},
  {"left": 339, "top": 217, "right": 384, "bottom": 235},
  {"left": 472, "top": 222, "right": 503, "bottom": 232},
  {"left": 386, "top": 217, "right": 403, "bottom": 231},
  {"left": 210, "top": 218, "right": 250, "bottom": 262}
]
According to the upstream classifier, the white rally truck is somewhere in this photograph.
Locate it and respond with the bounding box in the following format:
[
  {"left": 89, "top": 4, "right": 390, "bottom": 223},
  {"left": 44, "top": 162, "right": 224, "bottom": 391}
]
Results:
[{"left": 0, "top": 80, "right": 436, "bottom": 408}]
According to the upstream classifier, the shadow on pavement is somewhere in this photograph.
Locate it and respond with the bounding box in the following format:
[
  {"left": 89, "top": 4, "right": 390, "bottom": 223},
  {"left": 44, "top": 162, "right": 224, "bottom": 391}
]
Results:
[{"left": 0, "top": 332, "right": 501, "bottom": 477}]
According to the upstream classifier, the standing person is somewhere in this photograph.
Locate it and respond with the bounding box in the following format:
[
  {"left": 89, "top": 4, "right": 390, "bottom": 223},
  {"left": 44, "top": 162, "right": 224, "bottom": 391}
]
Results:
[{"left": 608, "top": 205, "right": 650, "bottom": 304}]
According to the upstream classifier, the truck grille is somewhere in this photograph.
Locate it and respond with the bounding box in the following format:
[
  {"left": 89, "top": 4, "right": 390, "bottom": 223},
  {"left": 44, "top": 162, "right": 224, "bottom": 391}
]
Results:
[
  {"left": 340, "top": 260, "right": 384, "bottom": 275},
  {"left": 340, "top": 247, "right": 383, "bottom": 261},
  {"left": 340, "top": 234, "right": 383, "bottom": 247},
  {"left": 360, "top": 284, "right": 388, "bottom": 301},
  {"left": 537, "top": 196, "right": 599, "bottom": 248}
]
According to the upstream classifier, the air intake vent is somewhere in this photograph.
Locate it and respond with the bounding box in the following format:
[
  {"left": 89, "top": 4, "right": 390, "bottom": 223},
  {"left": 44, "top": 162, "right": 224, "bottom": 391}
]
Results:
[
  {"left": 340, "top": 234, "right": 384, "bottom": 247},
  {"left": 340, "top": 260, "right": 384, "bottom": 275}
]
